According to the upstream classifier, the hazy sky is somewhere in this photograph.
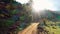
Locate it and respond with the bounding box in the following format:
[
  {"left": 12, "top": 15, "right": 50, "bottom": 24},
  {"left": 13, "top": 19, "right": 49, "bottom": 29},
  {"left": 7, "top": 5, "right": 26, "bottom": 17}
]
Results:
[{"left": 16, "top": 0, "right": 60, "bottom": 11}]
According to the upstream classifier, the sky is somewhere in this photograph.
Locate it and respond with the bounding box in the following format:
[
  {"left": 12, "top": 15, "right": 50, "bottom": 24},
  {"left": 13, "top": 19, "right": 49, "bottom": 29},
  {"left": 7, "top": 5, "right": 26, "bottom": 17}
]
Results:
[{"left": 16, "top": 0, "right": 60, "bottom": 11}]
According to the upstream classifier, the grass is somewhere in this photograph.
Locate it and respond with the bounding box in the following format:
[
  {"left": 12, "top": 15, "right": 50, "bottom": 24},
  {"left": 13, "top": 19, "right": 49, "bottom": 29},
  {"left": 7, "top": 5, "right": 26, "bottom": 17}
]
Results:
[
  {"left": 45, "top": 26, "right": 60, "bottom": 34},
  {"left": 44, "top": 20, "right": 60, "bottom": 34},
  {"left": 46, "top": 26, "right": 60, "bottom": 34}
]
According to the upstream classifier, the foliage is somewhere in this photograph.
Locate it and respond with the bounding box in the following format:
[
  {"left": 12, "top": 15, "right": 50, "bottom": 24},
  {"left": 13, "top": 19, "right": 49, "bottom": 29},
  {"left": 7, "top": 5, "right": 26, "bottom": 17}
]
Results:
[
  {"left": 0, "top": 0, "right": 22, "bottom": 28},
  {"left": 0, "top": 0, "right": 32, "bottom": 30}
]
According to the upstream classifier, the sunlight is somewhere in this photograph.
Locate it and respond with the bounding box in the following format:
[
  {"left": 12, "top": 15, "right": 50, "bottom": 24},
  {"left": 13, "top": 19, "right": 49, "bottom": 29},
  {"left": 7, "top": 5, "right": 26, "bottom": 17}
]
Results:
[
  {"left": 16, "top": 0, "right": 57, "bottom": 12},
  {"left": 32, "top": 0, "right": 54, "bottom": 11},
  {"left": 16, "top": 0, "right": 29, "bottom": 4}
]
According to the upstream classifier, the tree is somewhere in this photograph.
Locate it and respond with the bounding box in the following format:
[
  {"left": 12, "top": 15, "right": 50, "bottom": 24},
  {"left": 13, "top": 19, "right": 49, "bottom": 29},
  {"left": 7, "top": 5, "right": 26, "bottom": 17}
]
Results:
[
  {"left": 0, "top": 0, "right": 23, "bottom": 34},
  {"left": 0, "top": 0, "right": 32, "bottom": 34}
]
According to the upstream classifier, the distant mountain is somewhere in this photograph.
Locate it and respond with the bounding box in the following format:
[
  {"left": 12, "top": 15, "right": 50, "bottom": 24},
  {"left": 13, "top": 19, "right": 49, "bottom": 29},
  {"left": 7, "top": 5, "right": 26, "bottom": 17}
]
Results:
[{"left": 40, "top": 10, "right": 60, "bottom": 22}]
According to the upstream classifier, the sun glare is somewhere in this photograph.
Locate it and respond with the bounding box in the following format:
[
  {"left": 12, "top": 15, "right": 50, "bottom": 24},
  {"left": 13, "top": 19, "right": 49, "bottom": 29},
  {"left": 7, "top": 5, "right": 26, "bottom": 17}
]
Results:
[
  {"left": 16, "top": 0, "right": 29, "bottom": 4},
  {"left": 16, "top": 0, "right": 57, "bottom": 12},
  {"left": 32, "top": 0, "right": 54, "bottom": 11}
]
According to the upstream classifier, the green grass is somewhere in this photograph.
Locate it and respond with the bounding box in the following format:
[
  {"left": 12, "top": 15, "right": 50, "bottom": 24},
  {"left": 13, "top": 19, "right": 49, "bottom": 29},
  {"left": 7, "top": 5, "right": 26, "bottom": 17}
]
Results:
[
  {"left": 45, "top": 26, "right": 60, "bottom": 34},
  {"left": 44, "top": 20, "right": 60, "bottom": 34}
]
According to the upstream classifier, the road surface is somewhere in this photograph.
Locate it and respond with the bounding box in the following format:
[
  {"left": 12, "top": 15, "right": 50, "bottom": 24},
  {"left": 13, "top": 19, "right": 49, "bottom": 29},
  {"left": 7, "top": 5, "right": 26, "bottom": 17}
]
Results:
[{"left": 18, "top": 23, "right": 39, "bottom": 34}]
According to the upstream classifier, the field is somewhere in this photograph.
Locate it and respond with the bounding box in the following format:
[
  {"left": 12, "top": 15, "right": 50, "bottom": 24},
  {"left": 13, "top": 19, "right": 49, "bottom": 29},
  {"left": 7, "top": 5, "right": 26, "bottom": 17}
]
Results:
[
  {"left": 45, "top": 26, "right": 60, "bottom": 34},
  {"left": 45, "top": 20, "right": 60, "bottom": 34}
]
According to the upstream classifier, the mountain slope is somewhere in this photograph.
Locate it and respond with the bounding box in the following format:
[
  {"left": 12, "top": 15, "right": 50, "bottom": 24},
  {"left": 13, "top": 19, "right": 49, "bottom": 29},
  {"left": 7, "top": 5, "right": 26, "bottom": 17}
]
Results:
[{"left": 40, "top": 10, "right": 60, "bottom": 22}]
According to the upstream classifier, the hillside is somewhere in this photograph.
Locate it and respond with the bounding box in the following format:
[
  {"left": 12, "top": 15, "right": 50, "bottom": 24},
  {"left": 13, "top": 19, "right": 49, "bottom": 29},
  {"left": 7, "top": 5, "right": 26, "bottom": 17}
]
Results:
[{"left": 40, "top": 10, "right": 60, "bottom": 22}]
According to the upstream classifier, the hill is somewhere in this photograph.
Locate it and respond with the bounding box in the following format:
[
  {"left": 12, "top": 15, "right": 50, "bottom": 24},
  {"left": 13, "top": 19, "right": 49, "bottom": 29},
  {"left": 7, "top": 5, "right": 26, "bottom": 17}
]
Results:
[{"left": 40, "top": 10, "right": 60, "bottom": 22}]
